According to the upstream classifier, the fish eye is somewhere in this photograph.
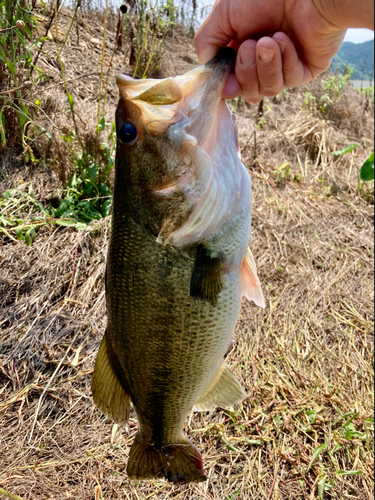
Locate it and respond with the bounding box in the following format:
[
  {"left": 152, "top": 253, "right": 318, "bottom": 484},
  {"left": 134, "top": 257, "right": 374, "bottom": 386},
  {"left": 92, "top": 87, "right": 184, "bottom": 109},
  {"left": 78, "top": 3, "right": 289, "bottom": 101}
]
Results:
[{"left": 118, "top": 122, "right": 138, "bottom": 145}]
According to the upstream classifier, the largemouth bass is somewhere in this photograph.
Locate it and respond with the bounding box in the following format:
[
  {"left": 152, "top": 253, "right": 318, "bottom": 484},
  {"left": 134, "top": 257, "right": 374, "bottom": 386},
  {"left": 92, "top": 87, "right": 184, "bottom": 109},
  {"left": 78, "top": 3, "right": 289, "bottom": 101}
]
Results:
[{"left": 91, "top": 48, "right": 265, "bottom": 484}]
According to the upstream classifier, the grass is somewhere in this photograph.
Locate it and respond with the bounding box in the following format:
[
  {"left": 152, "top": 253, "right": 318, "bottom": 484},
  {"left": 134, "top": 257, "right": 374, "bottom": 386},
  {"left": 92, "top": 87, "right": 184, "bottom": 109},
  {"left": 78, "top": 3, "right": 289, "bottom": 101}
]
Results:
[
  {"left": 362, "top": 87, "right": 375, "bottom": 100},
  {"left": 0, "top": 2, "right": 374, "bottom": 499},
  {"left": 0, "top": 104, "right": 374, "bottom": 498}
]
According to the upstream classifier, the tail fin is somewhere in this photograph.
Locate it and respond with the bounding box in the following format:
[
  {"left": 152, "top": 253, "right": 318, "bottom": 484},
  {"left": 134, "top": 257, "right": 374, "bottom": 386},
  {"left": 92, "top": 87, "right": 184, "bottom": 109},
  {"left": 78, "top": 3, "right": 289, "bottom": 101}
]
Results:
[{"left": 127, "top": 433, "right": 207, "bottom": 483}]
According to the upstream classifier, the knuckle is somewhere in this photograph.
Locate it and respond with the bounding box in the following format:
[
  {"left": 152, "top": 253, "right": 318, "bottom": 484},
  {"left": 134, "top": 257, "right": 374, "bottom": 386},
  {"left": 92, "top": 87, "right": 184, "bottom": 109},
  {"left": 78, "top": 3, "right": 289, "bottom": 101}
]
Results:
[
  {"left": 236, "top": 73, "right": 260, "bottom": 95},
  {"left": 194, "top": 33, "right": 202, "bottom": 49},
  {"left": 260, "top": 79, "right": 284, "bottom": 97},
  {"left": 241, "top": 90, "right": 263, "bottom": 104},
  {"left": 284, "top": 74, "right": 298, "bottom": 87},
  {"left": 240, "top": 88, "right": 260, "bottom": 102},
  {"left": 236, "top": 67, "right": 258, "bottom": 86},
  {"left": 262, "top": 88, "right": 280, "bottom": 97}
]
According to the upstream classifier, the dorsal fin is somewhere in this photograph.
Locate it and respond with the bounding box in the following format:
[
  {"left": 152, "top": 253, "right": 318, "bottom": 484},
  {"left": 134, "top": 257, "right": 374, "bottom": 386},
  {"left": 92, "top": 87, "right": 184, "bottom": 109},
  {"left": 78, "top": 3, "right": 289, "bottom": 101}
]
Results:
[{"left": 242, "top": 247, "right": 265, "bottom": 308}]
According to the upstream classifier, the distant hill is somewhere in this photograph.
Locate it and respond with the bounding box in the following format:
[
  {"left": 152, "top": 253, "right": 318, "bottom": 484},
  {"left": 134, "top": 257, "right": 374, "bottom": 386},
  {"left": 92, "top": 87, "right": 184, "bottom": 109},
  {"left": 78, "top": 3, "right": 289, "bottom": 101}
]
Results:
[{"left": 332, "top": 39, "right": 374, "bottom": 81}]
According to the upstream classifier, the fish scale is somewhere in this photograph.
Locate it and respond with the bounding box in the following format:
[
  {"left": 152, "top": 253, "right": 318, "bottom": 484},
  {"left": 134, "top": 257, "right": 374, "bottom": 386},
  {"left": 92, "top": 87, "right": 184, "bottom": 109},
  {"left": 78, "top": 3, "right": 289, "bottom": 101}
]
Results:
[{"left": 106, "top": 212, "right": 239, "bottom": 436}]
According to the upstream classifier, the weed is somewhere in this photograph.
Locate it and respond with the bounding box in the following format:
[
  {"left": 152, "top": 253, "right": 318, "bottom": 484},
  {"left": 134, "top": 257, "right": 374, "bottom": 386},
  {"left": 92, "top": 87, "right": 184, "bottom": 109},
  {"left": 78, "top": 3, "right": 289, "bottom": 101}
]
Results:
[
  {"left": 319, "top": 67, "right": 353, "bottom": 114},
  {"left": 0, "top": 0, "right": 44, "bottom": 147},
  {"left": 125, "top": 0, "right": 173, "bottom": 79},
  {"left": 54, "top": 132, "right": 114, "bottom": 223},
  {"left": 124, "top": 0, "right": 197, "bottom": 79},
  {"left": 231, "top": 97, "right": 240, "bottom": 115},
  {"left": 271, "top": 162, "right": 292, "bottom": 185},
  {"left": 53, "top": 119, "right": 115, "bottom": 226},
  {"left": 361, "top": 87, "right": 374, "bottom": 100},
  {"left": 180, "top": 0, "right": 200, "bottom": 37},
  {"left": 360, "top": 152, "right": 374, "bottom": 182},
  {"left": 332, "top": 144, "right": 374, "bottom": 200},
  {"left": 0, "top": 182, "right": 87, "bottom": 245},
  {"left": 303, "top": 91, "right": 316, "bottom": 113},
  {"left": 0, "top": 120, "right": 116, "bottom": 245},
  {"left": 257, "top": 115, "right": 267, "bottom": 130}
]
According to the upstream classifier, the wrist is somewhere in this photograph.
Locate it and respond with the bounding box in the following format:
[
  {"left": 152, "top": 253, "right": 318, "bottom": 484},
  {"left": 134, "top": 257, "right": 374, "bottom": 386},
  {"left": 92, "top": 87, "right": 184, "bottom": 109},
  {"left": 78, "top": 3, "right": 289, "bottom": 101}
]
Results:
[{"left": 314, "top": 0, "right": 374, "bottom": 31}]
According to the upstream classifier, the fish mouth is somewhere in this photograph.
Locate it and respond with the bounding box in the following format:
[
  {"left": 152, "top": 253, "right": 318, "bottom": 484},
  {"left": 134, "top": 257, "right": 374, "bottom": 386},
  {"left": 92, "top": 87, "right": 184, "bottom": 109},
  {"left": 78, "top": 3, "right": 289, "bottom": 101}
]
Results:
[{"left": 116, "top": 47, "right": 236, "bottom": 141}]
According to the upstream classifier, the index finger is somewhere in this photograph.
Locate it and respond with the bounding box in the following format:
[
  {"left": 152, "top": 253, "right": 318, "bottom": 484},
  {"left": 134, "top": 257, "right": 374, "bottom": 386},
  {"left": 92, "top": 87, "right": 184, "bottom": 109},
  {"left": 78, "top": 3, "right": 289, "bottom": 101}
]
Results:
[{"left": 194, "top": 0, "right": 236, "bottom": 64}]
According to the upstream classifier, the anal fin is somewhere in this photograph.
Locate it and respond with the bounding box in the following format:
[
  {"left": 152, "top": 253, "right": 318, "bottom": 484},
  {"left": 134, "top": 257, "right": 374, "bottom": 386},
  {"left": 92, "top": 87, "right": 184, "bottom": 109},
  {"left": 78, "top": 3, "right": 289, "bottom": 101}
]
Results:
[
  {"left": 190, "top": 244, "right": 224, "bottom": 307},
  {"left": 242, "top": 247, "right": 265, "bottom": 308},
  {"left": 194, "top": 362, "right": 245, "bottom": 412},
  {"left": 91, "top": 330, "right": 131, "bottom": 425}
]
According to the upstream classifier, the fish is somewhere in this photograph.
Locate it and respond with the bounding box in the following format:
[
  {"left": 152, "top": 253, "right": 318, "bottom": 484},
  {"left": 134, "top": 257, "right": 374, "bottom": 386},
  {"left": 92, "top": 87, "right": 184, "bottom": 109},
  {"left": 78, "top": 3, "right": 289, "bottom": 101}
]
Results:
[{"left": 91, "top": 47, "right": 265, "bottom": 484}]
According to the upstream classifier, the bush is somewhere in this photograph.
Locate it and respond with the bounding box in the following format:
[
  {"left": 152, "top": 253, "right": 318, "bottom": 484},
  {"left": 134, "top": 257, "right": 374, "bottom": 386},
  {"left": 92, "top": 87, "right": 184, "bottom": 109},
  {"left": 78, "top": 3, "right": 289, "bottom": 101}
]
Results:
[
  {"left": 0, "top": 0, "right": 47, "bottom": 149},
  {"left": 319, "top": 67, "right": 354, "bottom": 114}
]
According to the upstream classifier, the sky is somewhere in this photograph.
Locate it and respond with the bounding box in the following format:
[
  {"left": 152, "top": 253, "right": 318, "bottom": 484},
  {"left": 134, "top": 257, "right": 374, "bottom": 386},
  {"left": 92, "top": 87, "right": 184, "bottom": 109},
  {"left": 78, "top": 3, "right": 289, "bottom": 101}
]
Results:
[
  {"left": 344, "top": 29, "right": 374, "bottom": 44},
  {"left": 196, "top": 1, "right": 374, "bottom": 44}
]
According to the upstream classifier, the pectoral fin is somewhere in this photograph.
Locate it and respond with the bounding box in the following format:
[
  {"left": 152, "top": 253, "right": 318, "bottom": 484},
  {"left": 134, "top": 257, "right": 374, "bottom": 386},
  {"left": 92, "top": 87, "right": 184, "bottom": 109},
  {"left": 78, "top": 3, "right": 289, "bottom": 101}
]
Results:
[
  {"left": 193, "top": 362, "right": 245, "bottom": 411},
  {"left": 91, "top": 331, "right": 131, "bottom": 425},
  {"left": 242, "top": 247, "right": 265, "bottom": 308},
  {"left": 190, "top": 244, "right": 224, "bottom": 307}
]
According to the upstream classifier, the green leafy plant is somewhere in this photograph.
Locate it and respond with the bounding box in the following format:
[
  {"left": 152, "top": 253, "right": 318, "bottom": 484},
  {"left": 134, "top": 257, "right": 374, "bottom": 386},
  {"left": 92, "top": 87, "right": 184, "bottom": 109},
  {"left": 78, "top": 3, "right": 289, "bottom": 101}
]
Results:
[
  {"left": 271, "top": 162, "right": 292, "bottom": 184},
  {"left": 55, "top": 120, "right": 115, "bottom": 225},
  {"left": 294, "top": 407, "right": 371, "bottom": 499},
  {"left": 318, "top": 473, "right": 334, "bottom": 499},
  {"left": 54, "top": 151, "right": 112, "bottom": 223},
  {"left": 0, "top": 120, "right": 116, "bottom": 245},
  {"left": 332, "top": 143, "right": 359, "bottom": 157},
  {"left": 0, "top": 0, "right": 48, "bottom": 147},
  {"left": 332, "top": 145, "right": 374, "bottom": 200},
  {"left": 319, "top": 67, "right": 354, "bottom": 114},
  {"left": 360, "top": 152, "right": 374, "bottom": 182},
  {"left": 257, "top": 115, "right": 266, "bottom": 130},
  {"left": 303, "top": 91, "right": 316, "bottom": 112},
  {"left": 0, "top": 182, "right": 87, "bottom": 245},
  {"left": 361, "top": 86, "right": 374, "bottom": 100}
]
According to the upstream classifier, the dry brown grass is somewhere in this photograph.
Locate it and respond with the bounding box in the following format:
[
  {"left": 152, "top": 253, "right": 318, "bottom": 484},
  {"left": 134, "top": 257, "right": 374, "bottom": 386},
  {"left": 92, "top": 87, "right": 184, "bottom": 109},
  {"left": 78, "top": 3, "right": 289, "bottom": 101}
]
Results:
[
  {"left": 0, "top": 4, "right": 374, "bottom": 500},
  {"left": 1, "top": 116, "right": 373, "bottom": 499}
]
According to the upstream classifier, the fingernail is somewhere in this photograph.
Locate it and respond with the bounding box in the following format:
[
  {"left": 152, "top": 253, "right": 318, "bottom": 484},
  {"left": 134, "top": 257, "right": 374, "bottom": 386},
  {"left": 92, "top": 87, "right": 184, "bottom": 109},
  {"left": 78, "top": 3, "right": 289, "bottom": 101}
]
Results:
[
  {"left": 240, "top": 45, "right": 256, "bottom": 67},
  {"left": 276, "top": 40, "right": 286, "bottom": 55},
  {"left": 258, "top": 47, "right": 275, "bottom": 64}
]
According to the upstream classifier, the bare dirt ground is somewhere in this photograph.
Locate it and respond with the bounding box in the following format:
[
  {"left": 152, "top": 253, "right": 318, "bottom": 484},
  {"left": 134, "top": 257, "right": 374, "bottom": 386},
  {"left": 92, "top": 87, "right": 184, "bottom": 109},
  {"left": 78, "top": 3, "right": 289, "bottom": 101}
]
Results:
[{"left": 0, "top": 5, "right": 374, "bottom": 500}]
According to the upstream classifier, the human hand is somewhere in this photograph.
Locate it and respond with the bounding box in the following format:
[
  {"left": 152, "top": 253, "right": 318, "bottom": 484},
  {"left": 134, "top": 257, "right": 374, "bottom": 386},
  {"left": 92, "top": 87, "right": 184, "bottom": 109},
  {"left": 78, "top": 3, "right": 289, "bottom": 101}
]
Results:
[{"left": 195, "top": 0, "right": 373, "bottom": 103}]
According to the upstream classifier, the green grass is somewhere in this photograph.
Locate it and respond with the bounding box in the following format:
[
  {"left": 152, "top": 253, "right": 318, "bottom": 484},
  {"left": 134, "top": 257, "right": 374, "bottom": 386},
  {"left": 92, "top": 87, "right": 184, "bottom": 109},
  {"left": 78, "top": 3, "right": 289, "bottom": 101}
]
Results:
[{"left": 361, "top": 87, "right": 375, "bottom": 100}]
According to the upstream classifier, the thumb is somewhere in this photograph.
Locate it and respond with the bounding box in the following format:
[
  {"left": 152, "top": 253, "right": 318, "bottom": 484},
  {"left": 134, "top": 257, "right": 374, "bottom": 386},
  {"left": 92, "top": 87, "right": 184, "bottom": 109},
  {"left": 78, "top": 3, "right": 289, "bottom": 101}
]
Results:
[{"left": 195, "top": 0, "right": 236, "bottom": 64}]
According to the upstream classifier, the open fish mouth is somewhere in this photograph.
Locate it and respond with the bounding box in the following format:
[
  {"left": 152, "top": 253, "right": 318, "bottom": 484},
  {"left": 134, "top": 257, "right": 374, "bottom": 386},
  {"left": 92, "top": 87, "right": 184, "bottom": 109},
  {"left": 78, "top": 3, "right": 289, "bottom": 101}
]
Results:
[
  {"left": 116, "top": 47, "right": 248, "bottom": 247},
  {"left": 116, "top": 47, "right": 237, "bottom": 145}
]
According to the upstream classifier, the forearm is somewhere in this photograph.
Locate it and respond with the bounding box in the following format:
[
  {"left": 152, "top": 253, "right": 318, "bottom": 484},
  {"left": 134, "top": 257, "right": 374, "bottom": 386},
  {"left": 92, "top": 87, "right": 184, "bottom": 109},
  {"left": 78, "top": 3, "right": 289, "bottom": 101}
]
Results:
[{"left": 314, "top": 0, "right": 374, "bottom": 30}]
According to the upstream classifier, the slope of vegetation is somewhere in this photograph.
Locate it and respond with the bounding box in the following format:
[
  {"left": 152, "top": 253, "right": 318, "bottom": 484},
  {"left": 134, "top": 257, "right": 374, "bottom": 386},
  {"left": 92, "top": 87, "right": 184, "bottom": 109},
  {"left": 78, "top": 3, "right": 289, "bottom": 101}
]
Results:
[
  {"left": 0, "top": 1, "right": 374, "bottom": 500},
  {"left": 332, "top": 39, "right": 374, "bottom": 80}
]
